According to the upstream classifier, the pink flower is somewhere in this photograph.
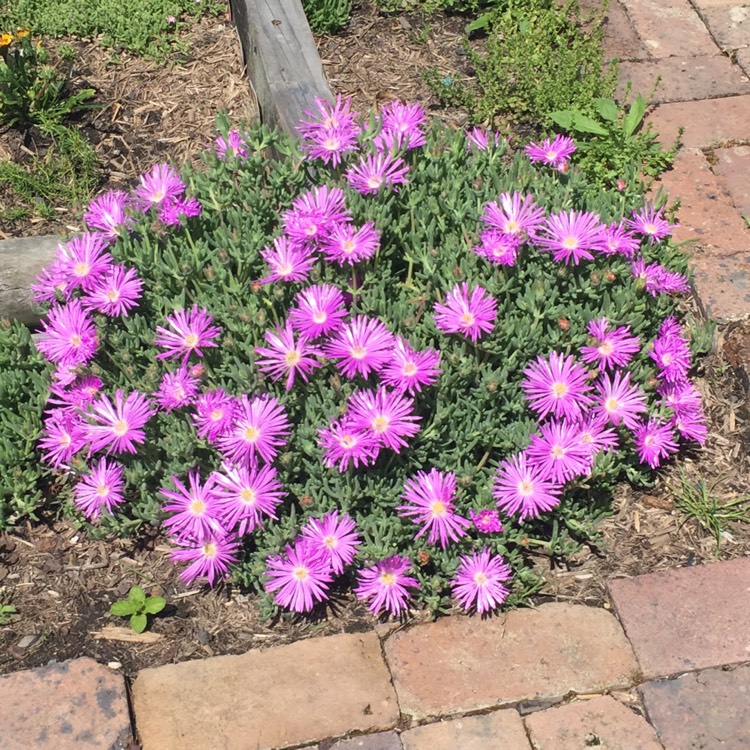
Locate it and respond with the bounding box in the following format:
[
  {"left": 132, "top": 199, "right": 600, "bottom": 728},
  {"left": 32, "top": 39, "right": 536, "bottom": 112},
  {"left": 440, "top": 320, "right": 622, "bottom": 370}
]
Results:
[
  {"left": 522, "top": 351, "right": 592, "bottom": 421},
  {"left": 525, "top": 135, "right": 576, "bottom": 168},
  {"left": 297, "top": 95, "right": 361, "bottom": 166},
  {"left": 215, "top": 130, "right": 248, "bottom": 159},
  {"left": 158, "top": 196, "right": 202, "bottom": 227},
  {"left": 482, "top": 192, "right": 545, "bottom": 240},
  {"left": 84, "top": 189, "right": 133, "bottom": 240},
  {"left": 526, "top": 419, "right": 592, "bottom": 484},
  {"left": 255, "top": 320, "right": 323, "bottom": 391},
  {"left": 83, "top": 264, "right": 143, "bottom": 317},
  {"left": 323, "top": 315, "right": 395, "bottom": 379},
  {"left": 631, "top": 258, "right": 689, "bottom": 296},
  {"left": 318, "top": 418, "right": 381, "bottom": 472},
  {"left": 473, "top": 230, "right": 521, "bottom": 267},
  {"left": 218, "top": 394, "right": 291, "bottom": 466},
  {"left": 650, "top": 331, "right": 692, "bottom": 383},
  {"left": 154, "top": 366, "right": 200, "bottom": 412},
  {"left": 264, "top": 540, "right": 333, "bottom": 613},
  {"left": 86, "top": 389, "right": 155, "bottom": 455},
  {"left": 593, "top": 370, "right": 648, "bottom": 430},
  {"left": 493, "top": 451, "right": 563, "bottom": 520},
  {"left": 397, "top": 469, "right": 470, "bottom": 548},
  {"left": 600, "top": 222, "right": 639, "bottom": 258},
  {"left": 671, "top": 408, "right": 707, "bottom": 445},
  {"left": 160, "top": 470, "right": 225, "bottom": 542},
  {"left": 171, "top": 533, "right": 241, "bottom": 586},
  {"left": 452, "top": 549, "right": 512, "bottom": 614},
  {"left": 192, "top": 389, "right": 236, "bottom": 444},
  {"left": 47, "top": 375, "right": 103, "bottom": 412},
  {"left": 132, "top": 163, "right": 185, "bottom": 212},
  {"left": 470, "top": 508, "right": 504, "bottom": 534},
  {"left": 465, "top": 126, "right": 501, "bottom": 151},
  {"left": 627, "top": 203, "right": 678, "bottom": 243},
  {"left": 155, "top": 305, "right": 222, "bottom": 364},
  {"left": 633, "top": 418, "right": 679, "bottom": 468},
  {"left": 321, "top": 221, "right": 380, "bottom": 265},
  {"left": 433, "top": 282, "right": 497, "bottom": 342},
  {"left": 345, "top": 152, "right": 409, "bottom": 195},
  {"left": 380, "top": 336, "right": 441, "bottom": 395},
  {"left": 575, "top": 414, "right": 619, "bottom": 459},
  {"left": 580, "top": 318, "right": 640, "bottom": 371},
  {"left": 58, "top": 233, "right": 113, "bottom": 294},
  {"left": 300, "top": 510, "right": 361, "bottom": 575},
  {"left": 282, "top": 185, "right": 350, "bottom": 247},
  {"left": 260, "top": 236, "right": 317, "bottom": 284},
  {"left": 73, "top": 458, "right": 125, "bottom": 520},
  {"left": 213, "top": 463, "right": 284, "bottom": 536},
  {"left": 347, "top": 386, "right": 421, "bottom": 453},
  {"left": 36, "top": 300, "right": 98, "bottom": 366},
  {"left": 38, "top": 410, "right": 87, "bottom": 468},
  {"left": 374, "top": 100, "right": 427, "bottom": 151},
  {"left": 535, "top": 210, "right": 606, "bottom": 265},
  {"left": 354, "top": 555, "right": 420, "bottom": 617},
  {"left": 289, "top": 284, "right": 348, "bottom": 339}
]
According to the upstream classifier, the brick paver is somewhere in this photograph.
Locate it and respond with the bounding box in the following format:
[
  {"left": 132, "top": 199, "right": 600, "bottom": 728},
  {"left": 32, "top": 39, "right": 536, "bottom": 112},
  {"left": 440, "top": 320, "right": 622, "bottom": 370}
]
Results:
[
  {"left": 580, "top": 0, "right": 651, "bottom": 61},
  {"left": 737, "top": 47, "right": 750, "bottom": 77},
  {"left": 608, "top": 557, "right": 750, "bottom": 679},
  {"left": 647, "top": 95, "right": 750, "bottom": 148},
  {"left": 699, "top": 5, "right": 750, "bottom": 50},
  {"left": 619, "top": 0, "right": 719, "bottom": 57},
  {"left": 524, "top": 695, "right": 663, "bottom": 750},
  {"left": 712, "top": 145, "right": 750, "bottom": 216},
  {"left": 639, "top": 665, "right": 750, "bottom": 749},
  {"left": 617, "top": 55, "right": 750, "bottom": 103},
  {"left": 689, "top": 252, "right": 750, "bottom": 321},
  {"left": 0, "top": 658, "right": 132, "bottom": 750},
  {"left": 132, "top": 632, "right": 399, "bottom": 750},
  {"left": 327, "top": 731, "right": 403, "bottom": 749},
  {"left": 384, "top": 603, "right": 638, "bottom": 721},
  {"left": 400, "top": 710, "right": 530, "bottom": 750}
]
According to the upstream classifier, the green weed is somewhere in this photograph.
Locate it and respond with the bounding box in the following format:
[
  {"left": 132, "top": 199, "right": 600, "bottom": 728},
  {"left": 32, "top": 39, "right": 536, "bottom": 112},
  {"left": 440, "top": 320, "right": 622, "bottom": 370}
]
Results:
[
  {"left": 302, "top": 0, "right": 352, "bottom": 34},
  {"left": 110, "top": 586, "right": 166, "bottom": 633}
]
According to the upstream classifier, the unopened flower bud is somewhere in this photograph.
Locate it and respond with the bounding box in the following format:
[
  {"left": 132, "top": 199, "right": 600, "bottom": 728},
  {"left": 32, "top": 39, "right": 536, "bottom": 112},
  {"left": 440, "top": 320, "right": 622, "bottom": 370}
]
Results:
[{"left": 558, "top": 318, "right": 571, "bottom": 331}]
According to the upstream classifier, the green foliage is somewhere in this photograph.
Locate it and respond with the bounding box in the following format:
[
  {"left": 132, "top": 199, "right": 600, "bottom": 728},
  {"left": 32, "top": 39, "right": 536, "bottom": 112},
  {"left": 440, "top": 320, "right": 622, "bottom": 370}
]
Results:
[
  {"left": 302, "top": 0, "right": 352, "bottom": 35},
  {"left": 377, "top": 0, "right": 496, "bottom": 12},
  {"left": 430, "top": 0, "right": 617, "bottom": 128},
  {"left": 110, "top": 585, "right": 166, "bottom": 633},
  {"left": 0, "top": 587, "right": 18, "bottom": 624},
  {"left": 0, "top": 30, "right": 94, "bottom": 129},
  {"left": 0, "top": 0, "right": 222, "bottom": 60},
  {"left": 548, "top": 94, "right": 681, "bottom": 188}
]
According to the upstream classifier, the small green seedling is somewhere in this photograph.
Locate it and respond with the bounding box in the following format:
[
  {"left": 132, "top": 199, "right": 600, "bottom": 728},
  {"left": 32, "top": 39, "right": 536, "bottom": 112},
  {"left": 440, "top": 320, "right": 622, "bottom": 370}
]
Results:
[
  {"left": 0, "top": 603, "right": 17, "bottom": 625},
  {"left": 110, "top": 586, "right": 165, "bottom": 634}
]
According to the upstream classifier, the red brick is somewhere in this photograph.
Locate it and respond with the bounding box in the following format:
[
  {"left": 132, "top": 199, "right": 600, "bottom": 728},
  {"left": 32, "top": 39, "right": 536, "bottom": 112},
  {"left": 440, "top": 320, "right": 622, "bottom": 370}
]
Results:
[
  {"left": 654, "top": 148, "right": 750, "bottom": 255},
  {"left": 690, "top": 251, "right": 750, "bottom": 322},
  {"left": 737, "top": 47, "right": 750, "bottom": 78},
  {"left": 580, "top": 0, "right": 651, "bottom": 60},
  {"left": 132, "top": 632, "right": 399, "bottom": 750},
  {"left": 647, "top": 95, "right": 750, "bottom": 149},
  {"left": 617, "top": 55, "right": 750, "bottom": 104},
  {"left": 524, "top": 695, "right": 662, "bottom": 750},
  {"left": 0, "top": 658, "right": 131, "bottom": 750},
  {"left": 700, "top": 5, "right": 750, "bottom": 49},
  {"left": 608, "top": 557, "right": 750, "bottom": 679},
  {"left": 639, "top": 665, "right": 750, "bottom": 749},
  {"left": 329, "top": 731, "right": 403, "bottom": 749},
  {"left": 712, "top": 145, "right": 750, "bottom": 216},
  {"left": 401, "top": 710, "right": 530, "bottom": 750},
  {"left": 618, "top": 0, "right": 719, "bottom": 57},
  {"left": 384, "top": 603, "right": 638, "bottom": 721}
]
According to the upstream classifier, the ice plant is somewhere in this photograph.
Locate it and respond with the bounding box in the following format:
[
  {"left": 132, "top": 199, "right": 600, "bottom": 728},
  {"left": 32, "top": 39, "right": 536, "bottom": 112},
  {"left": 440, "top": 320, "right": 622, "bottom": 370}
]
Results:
[
  {"left": 627, "top": 203, "right": 678, "bottom": 243},
  {"left": 160, "top": 470, "right": 224, "bottom": 542},
  {"left": 154, "top": 367, "right": 200, "bottom": 412},
  {"left": 83, "top": 264, "right": 143, "bottom": 318},
  {"left": 158, "top": 196, "right": 202, "bottom": 227},
  {"left": 318, "top": 418, "right": 381, "bottom": 472},
  {"left": 433, "top": 282, "right": 497, "bottom": 342},
  {"left": 282, "top": 185, "right": 350, "bottom": 247},
  {"left": 320, "top": 221, "right": 380, "bottom": 266},
  {"left": 474, "top": 230, "right": 521, "bottom": 267},
  {"left": 451, "top": 549, "right": 513, "bottom": 614},
  {"left": 522, "top": 351, "right": 591, "bottom": 421},
  {"left": 354, "top": 555, "right": 420, "bottom": 617},
  {"left": 132, "top": 163, "right": 185, "bottom": 212},
  {"left": 397, "top": 469, "right": 470, "bottom": 548},
  {"left": 525, "top": 135, "right": 576, "bottom": 169},
  {"left": 298, "top": 94, "right": 361, "bottom": 165},
  {"left": 482, "top": 192, "right": 545, "bottom": 240},
  {"left": 73, "top": 458, "right": 125, "bottom": 520},
  {"left": 465, "top": 126, "right": 501, "bottom": 151},
  {"left": 264, "top": 540, "right": 333, "bottom": 613},
  {"left": 171, "top": 533, "right": 241, "bottom": 586},
  {"left": 633, "top": 418, "right": 679, "bottom": 469},
  {"left": 374, "top": 100, "right": 427, "bottom": 151},
  {"left": 580, "top": 318, "right": 640, "bottom": 371},
  {"left": 36, "top": 299, "right": 98, "bottom": 366},
  {"left": 593, "top": 370, "right": 648, "bottom": 429},
  {"left": 38, "top": 410, "right": 87, "bottom": 468},
  {"left": 493, "top": 451, "right": 563, "bottom": 520},
  {"left": 347, "top": 386, "right": 421, "bottom": 453},
  {"left": 58, "top": 233, "right": 112, "bottom": 293},
  {"left": 650, "top": 329, "right": 692, "bottom": 383},
  {"left": 323, "top": 315, "right": 395, "bottom": 379},
  {"left": 215, "top": 130, "right": 248, "bottom": 159},
  {"left": 86, "top": 389, "right": 155, "bottom": 455},
  {"left": 289, "top": 284, "right": 348, "bottom": 339},
  {"left": 192, "top": 389, "right": 236, "bottom": 444},
  {"left": 470, "top": 509, "right": 504, "bottom": 534},
  {"left": 380, "top": 337, "right": 441, "bottom": 395},
  {"left": 600, "top": 222, "right": 639, "bottom": 258},
  {"left": 260, "top": 236, "right": 317, "bottom": 283},
  {"left": 344, "top": 152, "right": 409, "bottom": 195},
  {"left": 300, "top": 510, "right": 361, "bottom": 575},
  {"left": 535, "top": 210, "right": 605, "bottom": 265},
  {"left": 155, "top": 305, "right": 222, "bottom": 364},
  {"left": 254, "top": 321, "right": 323, "bottom": 391},
  {"left": 83, "top": 189, "right": 132, "bottom": 240},
  {"left": 213, "top": 463, "right": 284, "bottom": 535}
]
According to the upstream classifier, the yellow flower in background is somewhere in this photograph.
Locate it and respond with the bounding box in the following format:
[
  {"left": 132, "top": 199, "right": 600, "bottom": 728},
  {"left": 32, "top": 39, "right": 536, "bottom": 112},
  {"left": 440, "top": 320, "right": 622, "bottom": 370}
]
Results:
[
  {"left": 0, "top": 33, "right": 12, "bottom": 47},
  {"left": 15, "top": 28, "right": 30, "bottom": 40}
]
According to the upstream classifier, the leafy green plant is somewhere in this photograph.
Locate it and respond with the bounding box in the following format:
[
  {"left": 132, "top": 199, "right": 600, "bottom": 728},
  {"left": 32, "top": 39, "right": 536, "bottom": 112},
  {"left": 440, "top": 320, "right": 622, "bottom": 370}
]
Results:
[
  {"left": 0, "top": 29, "right": 94, "bottom": 129},
  {"left": 109, "top": 586, "right": 166, "bottom": 633},
  {"left": 0, "top": 587, "right": 18, "bottom": 624},
  {"left": 302, "top": 0, "right": 351, "bottom": 35},
  {"left": 548, "top": 93, "right": 681, "bottom": 188}
]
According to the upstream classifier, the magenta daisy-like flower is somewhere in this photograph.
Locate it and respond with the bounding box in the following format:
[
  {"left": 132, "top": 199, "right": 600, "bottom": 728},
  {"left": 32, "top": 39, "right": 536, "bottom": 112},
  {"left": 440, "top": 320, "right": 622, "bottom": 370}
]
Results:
[
  {"left": 300, "top": 510, "right": 361, "bottom": 575},
  {"left": 38, "top": 410, "right": 87, "bottom": 468},
  {"left": 344, "top": 152, "right": 410, "bottom": 195},
  {"left": 213, "top": 463, "right": 284, "bottom": 536},
  {"left": 580, "top": 318, "right": 641, "bottom": 371},
  {"left": 155, "top": 305, "right": 222, "bottom": 364},
  {"left": 282, "top": 185, "right": 350, "bottom": 247},
  {"left": 58, "top": 233, "right": 113, "bottom": 294},
  {"left": 633, "top": 418, "right": 679, "bottom": 469},
  {"left": 465, "top": 126, "right": 501, "bottom": 151},
  {"left": 493, "top": 451, "right": 564, "bottom": 519},
  {"left": 452, "top": 548, "right": 513, "bottom": 614},
  {"left": 307, "top": 126, "right": 360, "bottom": 167},
  {"left": 31, "top": 257, "right": 69, "bottom": 304},
  {"left": 482, "top": 192, "right": 545, "bottom": 240},
  {"left": 474, "top": 229, "right": 521, "bottom": 267},
  {"left": 171, "top": 533, "right": 241, "bottom": 587},
  {"left": 323, "top": 315, "right": 394, "bottom": 379},
  {"left": 321, "top": 221, "right": 380, "bottom": 266},
  {"left": 132, "top": 163, "right": 185, "bottom": 212},
  {"left": 593, "top": 370, "right": 648, "bottom": 429},
  {"left": 525, "top": 135, "right": 576, "bottom": 168},
  {"left": 73, "top": 457, "right": 125, "bottom": 521},
  {"left": 671, "top": 408, "right": 707, "bottom": 445},
  {"left": 297, "top": 94, "right": 361, "bottom": 164},
  {"left": 158, "top": 196, "right": 202, "bottom": 227},
  {"left": 260, "top": 236, "right": 317, "bottom": 284},
  {"left": 299, "top": 94, "right": 361, "bottom": 133},
  {"left": 631, "top": 259, "right": 690, "bottom": 296},
  {"left": 318, "top": 417, "right": 381, "bottom": 472},
  {"left": 36, "top": 300, "right": 98, "bottom": 367},
  {"left": 354, "top": 555, "right": 420, "bottom": 617},
  {"left": 470, "top": 508, "right": 504, "bottom": 534},
  {"left": 658, "top": 379, "right": 703, "bottom": 415},
  {"left": 374, "top": 100, "right": 427, "bottom": 151},
  {"left": 535, "top": 210, "right": 605, "bottom": 265},
  {"left": 255, "top": 320, "right": 323, "bottom": 391},
  {"left": 433, "top": 282, "right": 497, "bottom": 343},
  {"left": 264, "top": 540, "right": 333, "bottom": 613},
  {"left": 347, "top": 386, "right": 421, "bottom": 453},
  {"left": 192, "top": 388, "right": 236, "bottom": 444},
  {"left": 649, "top": 332, "right": 692, "bottom": 383},
  {"left": 215, "top": 130, "right": 248, "bottom": 159},
  {"left": 522, "top": 351, "right": 592, "bottom": 421},
  {"left": 86, "top": 389, "right": 155, "bottom": 455},
  {"left": 47, "top": 375, "right": 103, "bottom": 412},
  {"left": 83, "top": 264, "right": 143, "bottom": 318},
  {"left": 380, "top": 336, "right": 441, "bottom": 395},
  {"left": 289, "top": 284, "right": 347, "bottom": 339},
  {"left": 160, "top": 470, "right": 224, "bottom": 542},
  {"left": 84, "top": 189, "right": 133, "bottom": 240},
  {"left": 154, "top": 366, "right": 200, "bottom": 412},
  {"left": 627, "top": 203, "right": 678, "bottom": 243},
  {"left": 601, "top": 222, "right": 639, "bottom": 258},
  {"left": 575, "top": 414, "right": 619, "bottom": 459},
  {"left": 218, "top": 393, "right": 291, "bottom": 466},
  {"left": 397, "top": 469, "right": 470, "bottom": 548},
  {"left": 526, "top": 420, "right": 592, "bottom": 485}
]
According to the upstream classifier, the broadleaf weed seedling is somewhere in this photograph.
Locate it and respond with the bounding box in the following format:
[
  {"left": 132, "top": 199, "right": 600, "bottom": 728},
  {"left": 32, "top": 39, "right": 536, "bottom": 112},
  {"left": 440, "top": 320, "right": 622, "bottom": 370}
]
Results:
[{"left": 110, "top": 585, "right": 166, "bottom": 634}]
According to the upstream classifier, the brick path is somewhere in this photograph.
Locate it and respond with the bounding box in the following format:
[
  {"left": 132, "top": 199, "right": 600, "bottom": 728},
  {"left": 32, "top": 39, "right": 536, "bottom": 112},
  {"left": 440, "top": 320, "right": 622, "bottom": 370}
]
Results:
[{"left": 2, "top": 556, "right": 748, "bottom": 749}]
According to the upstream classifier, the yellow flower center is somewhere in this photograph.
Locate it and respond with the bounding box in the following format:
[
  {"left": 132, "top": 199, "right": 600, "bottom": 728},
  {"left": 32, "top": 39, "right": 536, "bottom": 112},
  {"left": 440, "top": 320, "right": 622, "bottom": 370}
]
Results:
[
  {"left": 340, "top": 435, "right": 357, "bottom": 449},
  {"left": 202, "top": 542, "right": 217, "bottom": 558},
  {"left": 379, "top": 572, "right": 395, "bottom": 586},
  {"left": 551, "top": 445, "right": 565, "bottom": 459},
  {"left": 113, "top": 420, "right": 129, "bottom": 437},
  {"left": 293, "top": 566, "right": 309, "bottom": 581},
  {"left": 312, "top": 311, "right": 327, "bottom": 324},
  {"left": 210, "top": 408, "right": 224, "bottom": 422},
  {"left": 60, "top": 433, "right": 72, "bottom": 448},
  {"left": 371, "top": 416, "right": 390, "bottom": 433},
  {"left": 473, "top": 571, "right": 488, "bottom": 586},
  {"left": 402, "top": 362, "right": 418, "bottom": 377},
  {"left": 342, "top": 240, "right": 356, "bottom": 254},
  {"left": 323, "top": 136, "right": 340, "bottom": 151},
  {"left": 190, "top": 499, "right": 206, "bottom": 515},
  {"left": 305, "top": 224, "right": 317, "bottom": 237},
  {"left": 285, "top": 350, "right": 302, "bottom": 367},
  {"left": 324, "top": 535, "right": 337, "bottom": 549},
  {"left": 240, "top": 488, "right": 257, "bottom": 505},
  {"left": 460, "top": 312, "right": 476, "bottom": 327},
  {"left": 184, "top": 333, "right": 199, "bottom": 348},
  {"left": 431, "top": 501, "right": 447, "bottom": 517},
  {"left": 518, "top": 480, "right": 534, "bottom": 496},
  {"left": 644, "top": 223, "right": 657, "bottom": 235},
  {"left": 551, "top": 382, "right": 568, "bottom": 398},
  {"left": 599, "top": 341, "right": 613, "bottom": 356},
  {"left": 605, "top": 397, "right": 619, "bottom": 413},
  {"left": 279, "top": 262, "right": 293, "bottom": 276},
  {"left": 243, "top": 426, "right": 260, "bottom": 443},
  {"left": 367, "top": 176, "right": 383, "bottom": 190},
  {"left": 73, "top": 261, "right": 90, "bottom": 278},
  {"left": 661, "top": 353, "right": 673, "bottom": 365},
  {"left": 69, "top": 334, "right": 82, "bottom": 348},
  {"left": 350, "top": 345, "right": 367, "bottom": 360},
  {"left": 562, "top": 236, "right": 578, "bottom": 250},
  {"left": 96, "top": 484, "right": 110, "bottom": 498},
  {"left": 106, "top": 289, "right": 120, "bottom": 302},
  {"left": 506, "top": 219, "right": 519, "bottom": 234}
]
